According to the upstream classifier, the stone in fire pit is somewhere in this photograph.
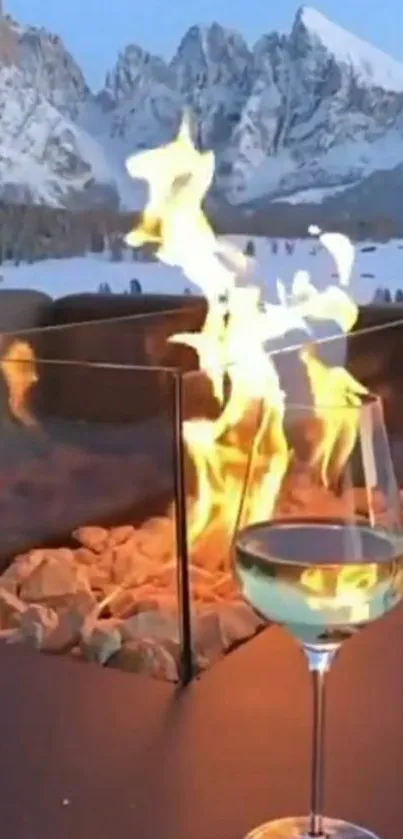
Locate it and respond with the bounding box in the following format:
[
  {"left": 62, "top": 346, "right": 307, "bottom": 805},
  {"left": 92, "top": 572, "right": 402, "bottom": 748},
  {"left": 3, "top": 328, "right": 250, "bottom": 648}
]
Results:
[{"left": 0, "top": 518, "right": 264, "bottom": 680}]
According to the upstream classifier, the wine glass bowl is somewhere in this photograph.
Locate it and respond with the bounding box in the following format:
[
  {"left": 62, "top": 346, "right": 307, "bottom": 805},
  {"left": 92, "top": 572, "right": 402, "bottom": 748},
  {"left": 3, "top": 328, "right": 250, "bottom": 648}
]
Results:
[
  {"left": 232, "top": 393, "right": 403, "bottom": 839},
  {"left": 236, "top": 517, "right": 403, "bottom": 652}
]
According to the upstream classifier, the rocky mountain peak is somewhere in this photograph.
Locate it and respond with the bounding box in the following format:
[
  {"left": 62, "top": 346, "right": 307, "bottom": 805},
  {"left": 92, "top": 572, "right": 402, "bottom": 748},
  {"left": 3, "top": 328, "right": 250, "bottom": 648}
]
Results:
[
  {"left": 170, "top": 22, "right": 253, "bottom": 148},
  {"left": 220, "top": 6, "right": 403, "bottom": 205},
  {"left": 171, "top": 22, "right": 252, "bottom": 87},
  {"left": 0, "top": 7, "right": 403, "bottom": 216},
  {"left": 103, "top": 43, "right": 175, "bottom": 109},
  {"left": 7, "top": 16, "right": 90, "bottom": 118}
]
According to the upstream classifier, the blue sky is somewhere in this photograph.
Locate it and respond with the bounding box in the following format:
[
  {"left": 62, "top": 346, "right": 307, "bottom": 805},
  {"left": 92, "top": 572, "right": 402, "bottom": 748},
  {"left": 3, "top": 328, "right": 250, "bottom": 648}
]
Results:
[{"left": 7, "top": 0, "right": 403, "bottom": 91}]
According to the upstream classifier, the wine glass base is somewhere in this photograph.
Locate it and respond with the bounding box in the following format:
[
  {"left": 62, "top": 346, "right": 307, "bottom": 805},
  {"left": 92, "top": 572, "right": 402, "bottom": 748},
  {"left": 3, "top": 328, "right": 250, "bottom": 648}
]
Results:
[{"left": 245, "top": 816, "right": 380, "bottom": 839}]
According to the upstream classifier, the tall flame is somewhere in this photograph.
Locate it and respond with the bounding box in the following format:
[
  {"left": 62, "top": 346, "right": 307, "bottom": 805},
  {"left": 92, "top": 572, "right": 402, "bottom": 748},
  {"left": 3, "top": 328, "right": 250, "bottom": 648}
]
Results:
[{"left": 125, "top": 115, "right": 368, "bottom": 566}]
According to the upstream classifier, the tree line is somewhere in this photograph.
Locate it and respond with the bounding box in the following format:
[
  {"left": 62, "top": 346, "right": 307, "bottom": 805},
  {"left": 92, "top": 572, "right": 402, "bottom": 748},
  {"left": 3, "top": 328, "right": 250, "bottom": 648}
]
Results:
[
  {"left": 0, "top": 200, "right": 402, "bottom": 268},
  {"left": 212, "top": 201, "right": 403, "bottom": 241},
  {"left": 0, "top": 203, "right": 140, "bottom": 264}
]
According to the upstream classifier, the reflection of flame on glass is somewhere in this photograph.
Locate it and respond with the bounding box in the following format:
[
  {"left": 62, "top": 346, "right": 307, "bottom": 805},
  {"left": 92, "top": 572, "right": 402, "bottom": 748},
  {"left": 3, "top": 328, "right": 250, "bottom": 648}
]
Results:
[
  {"left": 125, "top": 114, "right": 371, "bottom": 570},
  {"left": 301, "top": 564, "right": 378, "bottom": 623},
  {"left": 0, "top": 340, "right": 38, "bottom": 427}
]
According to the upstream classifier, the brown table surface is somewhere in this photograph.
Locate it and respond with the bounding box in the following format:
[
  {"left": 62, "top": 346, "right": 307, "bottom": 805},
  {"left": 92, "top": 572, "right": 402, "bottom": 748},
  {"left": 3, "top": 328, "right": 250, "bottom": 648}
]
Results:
[{"left": 1, "top": 604, "right": 403, "bottom": 839}]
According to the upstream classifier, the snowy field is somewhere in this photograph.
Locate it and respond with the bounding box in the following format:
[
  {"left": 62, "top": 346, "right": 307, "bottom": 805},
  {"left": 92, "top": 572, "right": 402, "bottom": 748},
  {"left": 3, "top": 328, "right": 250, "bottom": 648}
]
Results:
[{"left": 0, "top": 235, "right": 402, "bottom": 304}]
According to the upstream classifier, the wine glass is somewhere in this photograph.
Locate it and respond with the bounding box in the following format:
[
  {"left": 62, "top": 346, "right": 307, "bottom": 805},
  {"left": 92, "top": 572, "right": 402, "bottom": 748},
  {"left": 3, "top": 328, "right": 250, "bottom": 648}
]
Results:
[{"left": 233, "top": 392, "right": 403, "bottom": 839}]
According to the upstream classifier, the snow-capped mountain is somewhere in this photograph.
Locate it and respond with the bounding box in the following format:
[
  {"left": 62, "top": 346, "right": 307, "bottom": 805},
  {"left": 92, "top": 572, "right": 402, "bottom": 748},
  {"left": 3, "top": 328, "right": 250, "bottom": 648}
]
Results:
[
  {"left": 223, "top": 7, "right": 403, "bottom": 204},
  {"left": 1, "top": 5, "right": 403, "bottom": 212},
  {"left": 0, "top": 14, "right": 143, "bottom": 208},
  {"left": 11, "top": 18, "right": 90, "bottom": 118}
]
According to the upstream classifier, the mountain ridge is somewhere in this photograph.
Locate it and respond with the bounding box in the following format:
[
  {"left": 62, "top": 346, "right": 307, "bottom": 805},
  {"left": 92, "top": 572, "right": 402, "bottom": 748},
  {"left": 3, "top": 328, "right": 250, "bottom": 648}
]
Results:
[{"left": 0, "top": 6, "right": 402, "bottom": 216}]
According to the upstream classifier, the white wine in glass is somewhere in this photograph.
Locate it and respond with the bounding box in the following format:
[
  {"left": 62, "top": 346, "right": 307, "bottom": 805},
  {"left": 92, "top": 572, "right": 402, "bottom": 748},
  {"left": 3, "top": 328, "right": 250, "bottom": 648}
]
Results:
[{"left": 233, "top": 395, "right": 403, "bottom": 839}]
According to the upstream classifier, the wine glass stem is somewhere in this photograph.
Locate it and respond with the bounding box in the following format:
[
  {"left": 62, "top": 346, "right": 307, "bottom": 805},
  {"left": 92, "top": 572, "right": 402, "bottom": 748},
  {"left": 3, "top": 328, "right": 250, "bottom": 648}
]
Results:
[{"left": 304, "top": 646, "right": 338, "bottom": 838}]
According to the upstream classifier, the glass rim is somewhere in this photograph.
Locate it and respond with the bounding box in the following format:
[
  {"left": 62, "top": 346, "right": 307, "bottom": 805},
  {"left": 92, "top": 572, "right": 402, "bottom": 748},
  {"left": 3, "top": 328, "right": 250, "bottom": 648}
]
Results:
[{"left": 235, "top": 517, "right": 401, "bottom": 569}]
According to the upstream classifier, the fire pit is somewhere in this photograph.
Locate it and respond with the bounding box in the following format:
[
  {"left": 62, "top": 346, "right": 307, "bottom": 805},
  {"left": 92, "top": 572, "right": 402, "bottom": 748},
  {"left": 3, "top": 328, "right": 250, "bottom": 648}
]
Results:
[
  {"left": 0, "top": 305, "right": 399, "bottom": 684},
  {"left": 0, "top": 316, "right": 272, "bottom": 683}
]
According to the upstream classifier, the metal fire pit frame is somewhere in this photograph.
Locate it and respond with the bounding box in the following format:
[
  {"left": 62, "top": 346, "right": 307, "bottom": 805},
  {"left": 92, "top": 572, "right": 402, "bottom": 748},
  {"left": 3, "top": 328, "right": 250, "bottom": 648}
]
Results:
[{"left": 172, "top": 370, "right": 193, "bottom": 684}]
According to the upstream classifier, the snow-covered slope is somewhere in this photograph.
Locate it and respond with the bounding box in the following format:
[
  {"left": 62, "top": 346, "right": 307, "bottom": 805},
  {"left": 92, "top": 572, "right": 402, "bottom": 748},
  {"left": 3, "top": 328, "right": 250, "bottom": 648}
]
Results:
[
  {"left": 0, "top": 61, "right": 131, "bottom": 208},
  {"left": 2, "top": 6, "right": 403, "bottom": 211},
  {"left": 299, "top": 7, "right": 403, "bottom": 92}
]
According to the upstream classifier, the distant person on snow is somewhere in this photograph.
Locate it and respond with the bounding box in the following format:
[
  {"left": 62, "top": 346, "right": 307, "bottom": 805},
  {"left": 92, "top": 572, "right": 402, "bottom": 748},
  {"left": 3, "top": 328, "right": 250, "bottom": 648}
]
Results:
[{"left": 130, "top": 278, "right": 142, "bottom": 294}]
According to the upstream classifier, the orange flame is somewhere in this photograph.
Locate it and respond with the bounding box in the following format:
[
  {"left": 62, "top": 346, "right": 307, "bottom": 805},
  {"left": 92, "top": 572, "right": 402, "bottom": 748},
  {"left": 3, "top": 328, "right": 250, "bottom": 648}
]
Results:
[
  {"left": 0, "top": 340, "right": 38, "bottom": 427},
  {"left": 125, "top": 115, "right": 371, "bottom": 582}
]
